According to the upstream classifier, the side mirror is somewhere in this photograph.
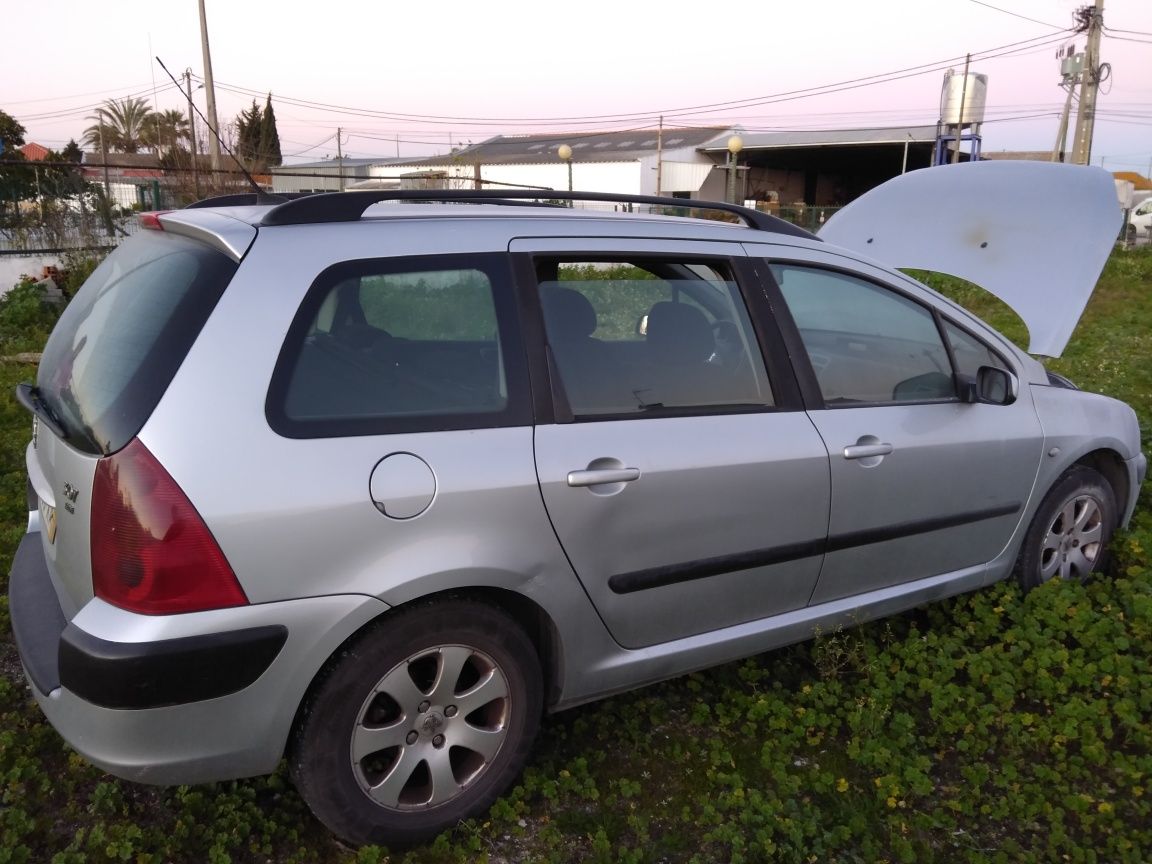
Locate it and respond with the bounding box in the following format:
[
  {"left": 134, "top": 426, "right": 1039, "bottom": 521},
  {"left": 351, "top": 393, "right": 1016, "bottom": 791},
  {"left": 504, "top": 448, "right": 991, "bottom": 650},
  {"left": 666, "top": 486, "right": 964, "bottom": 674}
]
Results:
[{"left": 958, "top": 366, "right": 1016, "bottom": 405}]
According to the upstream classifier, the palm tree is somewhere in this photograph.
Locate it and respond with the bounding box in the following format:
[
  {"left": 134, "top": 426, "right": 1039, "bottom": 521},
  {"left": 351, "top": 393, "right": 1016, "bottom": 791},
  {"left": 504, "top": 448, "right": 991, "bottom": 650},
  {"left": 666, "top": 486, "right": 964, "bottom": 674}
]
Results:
[
  {"left": 142, "top": 109, "right": 191, "bottom": 157},
  {"left": 82, "top": 97, "right": 153, "bottom": 154}
]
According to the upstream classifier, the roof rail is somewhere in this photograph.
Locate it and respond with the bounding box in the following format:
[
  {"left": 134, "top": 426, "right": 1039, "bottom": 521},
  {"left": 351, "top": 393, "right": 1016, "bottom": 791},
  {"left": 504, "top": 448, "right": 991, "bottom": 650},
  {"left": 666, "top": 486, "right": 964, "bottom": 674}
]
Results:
[
  {"left": 259, "top": 189, "right": 820, "bottom": 239},
  {"left": 185, "top": 192, "right": 315, "bottom": 209}
]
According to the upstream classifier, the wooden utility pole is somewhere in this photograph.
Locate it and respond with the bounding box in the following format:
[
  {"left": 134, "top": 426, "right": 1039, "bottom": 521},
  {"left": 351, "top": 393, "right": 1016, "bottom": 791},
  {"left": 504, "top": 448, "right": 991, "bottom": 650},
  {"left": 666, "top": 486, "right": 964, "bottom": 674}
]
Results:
[
  {"left": 336, "top": 128, "right": 344, "bottom": 192},
  {"left": 197, "top": 0, "right": 223, "bottom": 175},
  {"left": 1071, "top": 0, "right": 1105, "bottom": 166}
]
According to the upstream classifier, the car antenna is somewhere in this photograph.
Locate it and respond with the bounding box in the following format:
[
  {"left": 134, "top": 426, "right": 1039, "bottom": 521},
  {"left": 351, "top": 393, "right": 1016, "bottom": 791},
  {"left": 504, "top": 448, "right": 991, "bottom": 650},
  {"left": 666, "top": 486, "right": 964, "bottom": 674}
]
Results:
[{"left": 155, "top": 56, "right": 268, "bottom": 199}]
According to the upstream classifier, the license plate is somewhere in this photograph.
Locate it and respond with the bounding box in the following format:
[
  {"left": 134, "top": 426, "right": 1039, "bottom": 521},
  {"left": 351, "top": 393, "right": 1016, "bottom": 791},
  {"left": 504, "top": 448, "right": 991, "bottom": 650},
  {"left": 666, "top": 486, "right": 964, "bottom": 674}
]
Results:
[{"left": 39, "top": 498, "right": 57, "bottom": 545}]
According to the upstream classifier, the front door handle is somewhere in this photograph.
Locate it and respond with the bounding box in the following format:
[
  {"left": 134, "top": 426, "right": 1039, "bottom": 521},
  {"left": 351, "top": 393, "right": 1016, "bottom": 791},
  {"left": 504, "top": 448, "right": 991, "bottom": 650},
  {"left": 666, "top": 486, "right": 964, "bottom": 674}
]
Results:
[
  {"left": 567, "top": 467, "right": 641, "bottom": 487},
  {"left": 843, "top": 442, "right": 893, "bottom": 460}
]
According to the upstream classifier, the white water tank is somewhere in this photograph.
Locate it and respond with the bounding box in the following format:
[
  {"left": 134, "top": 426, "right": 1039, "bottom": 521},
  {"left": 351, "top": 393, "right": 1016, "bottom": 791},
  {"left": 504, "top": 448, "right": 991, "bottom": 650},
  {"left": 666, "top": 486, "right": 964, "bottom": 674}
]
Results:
[{"left": 940, "top": 70, "right": 988, "bottom": 126}]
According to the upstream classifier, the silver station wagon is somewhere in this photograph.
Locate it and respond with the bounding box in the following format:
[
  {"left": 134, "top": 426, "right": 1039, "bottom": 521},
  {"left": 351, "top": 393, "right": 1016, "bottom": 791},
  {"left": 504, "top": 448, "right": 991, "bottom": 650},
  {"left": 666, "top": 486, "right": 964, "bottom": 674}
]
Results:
[{"left": 9, "top": 162, "right": 1144, "bottom": 846}]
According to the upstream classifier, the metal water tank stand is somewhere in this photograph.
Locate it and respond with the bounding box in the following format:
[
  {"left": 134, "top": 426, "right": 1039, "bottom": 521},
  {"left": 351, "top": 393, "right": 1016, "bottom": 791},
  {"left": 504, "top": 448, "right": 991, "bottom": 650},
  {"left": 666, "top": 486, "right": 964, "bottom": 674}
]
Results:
[{"left": 932, "top": 133, "right": 983, "bottom": 167}]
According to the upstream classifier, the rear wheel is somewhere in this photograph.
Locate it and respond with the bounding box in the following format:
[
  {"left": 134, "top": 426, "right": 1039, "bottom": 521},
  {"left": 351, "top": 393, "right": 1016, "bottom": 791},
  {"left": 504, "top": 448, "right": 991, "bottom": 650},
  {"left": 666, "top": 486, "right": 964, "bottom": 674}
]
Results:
[
  {"left": 1016, "top": 465, "right": 1117, "bottom": 590},
  {"left": 290, "top": 600, "right": 542, "bottom": 847}
]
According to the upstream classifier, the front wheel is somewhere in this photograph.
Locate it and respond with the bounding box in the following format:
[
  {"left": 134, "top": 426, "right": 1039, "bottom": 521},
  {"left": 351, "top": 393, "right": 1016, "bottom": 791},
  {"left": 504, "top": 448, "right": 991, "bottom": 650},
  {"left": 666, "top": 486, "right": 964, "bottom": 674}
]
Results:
[
  {"left": 1016, "top": 465, "right": 1117, "bottom": 590},
  {"left": 290, "top": 600, "right": 542, "bottom": 847}
]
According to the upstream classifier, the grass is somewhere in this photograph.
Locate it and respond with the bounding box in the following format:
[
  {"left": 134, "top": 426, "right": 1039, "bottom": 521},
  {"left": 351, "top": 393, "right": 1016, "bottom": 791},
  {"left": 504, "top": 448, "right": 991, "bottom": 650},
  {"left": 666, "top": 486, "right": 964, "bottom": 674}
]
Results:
[{"left": 1, "top": 249, "right": 1151, "bottom": 863}]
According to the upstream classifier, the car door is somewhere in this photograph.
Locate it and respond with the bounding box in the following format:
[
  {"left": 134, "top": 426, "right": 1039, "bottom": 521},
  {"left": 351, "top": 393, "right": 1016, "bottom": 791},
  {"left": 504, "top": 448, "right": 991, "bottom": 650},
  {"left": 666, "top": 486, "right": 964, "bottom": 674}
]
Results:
[
  {"left": 512, "top": 238, "right": 830, "bottom": 649},
  {"left": 750, "top": 246, "right": 1045, "bottom": 605}
]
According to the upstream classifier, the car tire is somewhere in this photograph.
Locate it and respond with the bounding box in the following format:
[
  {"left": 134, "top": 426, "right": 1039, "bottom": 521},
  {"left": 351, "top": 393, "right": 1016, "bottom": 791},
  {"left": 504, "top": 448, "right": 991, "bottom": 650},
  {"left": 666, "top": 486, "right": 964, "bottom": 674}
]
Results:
[
  {"left": 290, "top": 599, "right": 542, "bottom": 847},
  {"left": 1016, "top": 465, "right": 1117, "bottom": 590}
]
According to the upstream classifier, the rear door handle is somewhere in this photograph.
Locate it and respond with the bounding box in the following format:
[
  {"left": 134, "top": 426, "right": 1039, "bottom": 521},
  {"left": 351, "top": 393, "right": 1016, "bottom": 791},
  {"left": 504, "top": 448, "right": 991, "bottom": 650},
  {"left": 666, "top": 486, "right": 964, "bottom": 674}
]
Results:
[
  {"left": 567, "top": 468, "right": 641, "bottom": 487},
  {"left": 843, "top": 443, "right": 893, "bottom": 460}
]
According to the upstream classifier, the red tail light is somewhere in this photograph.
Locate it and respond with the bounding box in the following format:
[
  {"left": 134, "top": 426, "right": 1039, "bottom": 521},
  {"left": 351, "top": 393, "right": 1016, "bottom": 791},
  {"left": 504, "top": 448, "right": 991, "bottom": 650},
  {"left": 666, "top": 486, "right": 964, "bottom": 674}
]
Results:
[
  {"left": 91, "top": 439, "right": 247, "bottom": 615},
  {"left": 137, "top": 212, "right": 168, "bottom": 231}
]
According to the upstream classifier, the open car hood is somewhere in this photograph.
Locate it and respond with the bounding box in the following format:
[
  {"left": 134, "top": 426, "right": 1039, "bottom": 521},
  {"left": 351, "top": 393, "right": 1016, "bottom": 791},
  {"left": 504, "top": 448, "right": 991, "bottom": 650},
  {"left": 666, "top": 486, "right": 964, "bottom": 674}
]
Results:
[{"left": 819, "top": 161, "right": 1120, "bottom": 357}]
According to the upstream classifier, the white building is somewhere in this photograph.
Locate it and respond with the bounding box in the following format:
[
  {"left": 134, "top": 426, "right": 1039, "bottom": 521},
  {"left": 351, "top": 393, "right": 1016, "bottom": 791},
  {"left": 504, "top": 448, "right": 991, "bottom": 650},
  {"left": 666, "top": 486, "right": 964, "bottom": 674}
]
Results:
[{"left": 354, "top": 128, "right": 736, "bottom": 200}]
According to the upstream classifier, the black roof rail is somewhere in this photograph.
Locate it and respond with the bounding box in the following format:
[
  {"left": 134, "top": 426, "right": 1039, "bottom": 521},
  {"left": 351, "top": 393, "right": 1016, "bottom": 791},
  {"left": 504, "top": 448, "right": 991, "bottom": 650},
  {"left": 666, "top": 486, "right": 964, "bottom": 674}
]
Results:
[
  {"left": 259, "top": 189, "right": 820, "bottom": 239},
  {"left": 185, "top": 192, "right": 315, "bottom": 209}
]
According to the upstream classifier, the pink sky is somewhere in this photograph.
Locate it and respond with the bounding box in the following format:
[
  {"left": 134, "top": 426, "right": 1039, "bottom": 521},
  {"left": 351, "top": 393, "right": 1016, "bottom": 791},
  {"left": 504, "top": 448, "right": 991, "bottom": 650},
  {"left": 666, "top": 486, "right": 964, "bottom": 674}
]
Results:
[{"left": 5, "top": 0, "right": 1150, "bottom": 171}]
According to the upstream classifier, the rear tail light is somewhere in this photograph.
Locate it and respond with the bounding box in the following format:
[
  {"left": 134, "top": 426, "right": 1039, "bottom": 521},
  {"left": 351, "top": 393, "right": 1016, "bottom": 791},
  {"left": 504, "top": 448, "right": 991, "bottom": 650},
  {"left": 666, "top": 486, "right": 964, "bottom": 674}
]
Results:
[
  {"left": 137, "top": 212, "right": 169, "bottom": 231},
  {"left": 91, "top": 439, "right": 247, "bottom": 615}
]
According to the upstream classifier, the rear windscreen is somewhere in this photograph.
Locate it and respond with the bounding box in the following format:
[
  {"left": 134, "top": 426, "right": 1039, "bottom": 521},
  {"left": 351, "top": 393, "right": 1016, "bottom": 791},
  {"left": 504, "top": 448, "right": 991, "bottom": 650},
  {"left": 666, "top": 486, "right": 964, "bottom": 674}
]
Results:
[{"left": 37, "top": 230, "right": 238, "bottom": 455}]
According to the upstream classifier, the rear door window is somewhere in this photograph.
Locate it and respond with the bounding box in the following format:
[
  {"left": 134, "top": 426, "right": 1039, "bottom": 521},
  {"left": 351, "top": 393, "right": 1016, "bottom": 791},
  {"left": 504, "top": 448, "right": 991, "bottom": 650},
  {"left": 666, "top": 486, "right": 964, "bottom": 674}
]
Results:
[
  {"left": 36, "top": 231, "right": 238, "bottom": 455},
  {"left": 536, "top": 259, "right": 773, "bottom": 417}
]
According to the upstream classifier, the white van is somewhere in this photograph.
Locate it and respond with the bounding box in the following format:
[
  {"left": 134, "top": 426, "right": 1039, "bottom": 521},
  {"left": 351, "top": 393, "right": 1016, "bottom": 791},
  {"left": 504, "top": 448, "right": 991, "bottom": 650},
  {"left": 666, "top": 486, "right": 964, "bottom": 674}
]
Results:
[{"left": 1129, "top": 196, "right": 1152, "bottom": 241}]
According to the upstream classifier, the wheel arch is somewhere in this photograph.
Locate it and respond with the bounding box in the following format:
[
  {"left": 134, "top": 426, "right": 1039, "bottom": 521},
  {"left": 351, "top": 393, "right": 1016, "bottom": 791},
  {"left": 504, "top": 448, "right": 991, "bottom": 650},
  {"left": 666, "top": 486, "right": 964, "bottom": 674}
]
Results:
[
  {"left": 286, "top": 586, "right": 564, "bottom": 761},
  {"left": 1074, "top": 448, "right": 1129, "bottom": 520}
]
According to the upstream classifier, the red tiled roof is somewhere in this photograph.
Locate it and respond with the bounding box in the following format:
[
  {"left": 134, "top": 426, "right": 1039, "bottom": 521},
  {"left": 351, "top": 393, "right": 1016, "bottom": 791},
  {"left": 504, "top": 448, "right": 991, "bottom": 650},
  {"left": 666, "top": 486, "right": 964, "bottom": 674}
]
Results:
[{"left": 20, "top": 142, "right": 50, "bottom": 161}]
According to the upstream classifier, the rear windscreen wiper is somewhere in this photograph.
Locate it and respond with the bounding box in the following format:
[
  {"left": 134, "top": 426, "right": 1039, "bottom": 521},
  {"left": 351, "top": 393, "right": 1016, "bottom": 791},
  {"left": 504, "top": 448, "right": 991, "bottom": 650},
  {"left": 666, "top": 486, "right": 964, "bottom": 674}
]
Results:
[{"left": 15, "top": 383, "right": 68, "bottom": 439}]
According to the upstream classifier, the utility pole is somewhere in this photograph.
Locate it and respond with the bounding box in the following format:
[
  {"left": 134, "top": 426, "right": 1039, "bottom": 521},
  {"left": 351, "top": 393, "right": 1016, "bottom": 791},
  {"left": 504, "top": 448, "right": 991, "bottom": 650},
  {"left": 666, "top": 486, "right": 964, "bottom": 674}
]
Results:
[
  {"left": 952, "top": 54, "right": 971, "bottom": 165},
  {"left": 98, "top": 125, "right": 111, "bottom": 203},
  {"left": 336, "top": 127, "right": 344, "bottom": 192},
  {"left": 656, "top": 115, "right": 664, "bottom": 195},
  {"left": 198, "top": 0, "right": 222, "bottom": 176},
  {"left": 1051, "top": 79, "right": 1077, "bottom": 162},
  {"left": 184, "top": 70, "right": 202, "bottom": 199},
  {"left": 1071, "top": 0, "right": 1105, "bottom": 166}
]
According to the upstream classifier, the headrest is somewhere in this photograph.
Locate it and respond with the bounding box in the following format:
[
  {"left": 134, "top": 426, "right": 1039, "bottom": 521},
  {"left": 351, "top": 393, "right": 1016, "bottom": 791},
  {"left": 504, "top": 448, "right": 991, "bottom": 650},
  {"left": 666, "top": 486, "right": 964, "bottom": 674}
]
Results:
[
  {"left": 646, "top": 301, "right": 714, "bottom": 364},
  {"left": 540, "top": 285, "right": 597, "bottom": 339}
]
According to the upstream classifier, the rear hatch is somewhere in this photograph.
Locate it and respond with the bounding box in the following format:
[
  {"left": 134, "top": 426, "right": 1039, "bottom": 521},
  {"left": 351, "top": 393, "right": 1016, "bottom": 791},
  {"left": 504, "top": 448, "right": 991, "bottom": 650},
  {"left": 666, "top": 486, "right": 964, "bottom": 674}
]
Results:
[{"left": 21, "top": 227, "right": 241, "bottom": 617}]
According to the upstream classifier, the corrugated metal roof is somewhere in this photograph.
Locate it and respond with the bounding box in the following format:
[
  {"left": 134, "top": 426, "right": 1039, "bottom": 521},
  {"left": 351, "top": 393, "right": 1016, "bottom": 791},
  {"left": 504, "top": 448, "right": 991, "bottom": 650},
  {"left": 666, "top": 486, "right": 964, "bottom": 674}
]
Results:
[
  {"left": 277, "top": 157, "right": 388, "bottom": 170},
  {"left": 702, "top": 126, "right": 939, "bottom": 151},
  {"left": 393, "top": 128, "right": 729, "bottom": 167}
]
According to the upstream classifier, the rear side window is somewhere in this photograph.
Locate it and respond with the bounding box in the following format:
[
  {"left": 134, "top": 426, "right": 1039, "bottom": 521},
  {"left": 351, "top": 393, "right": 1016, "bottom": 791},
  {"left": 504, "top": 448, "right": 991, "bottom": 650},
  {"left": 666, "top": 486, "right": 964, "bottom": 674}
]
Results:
[
  {"left": 37, "top": 231, "right": 237, "bottom": 455},
  {"left": 268, "top": 253, "right": 529, "bottom": 437}
]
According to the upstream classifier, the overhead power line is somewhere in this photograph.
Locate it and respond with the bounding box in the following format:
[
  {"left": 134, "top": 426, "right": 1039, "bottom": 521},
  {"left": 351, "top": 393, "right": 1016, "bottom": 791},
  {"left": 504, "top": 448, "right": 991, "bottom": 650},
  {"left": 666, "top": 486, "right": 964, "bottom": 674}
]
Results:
[
  {"left": 193, "top": 28, "right": 1073, "bottom": 129},
  {"left": 16, "top": 82, "right": 183, "bottom": 123},
  {"left": 1104, "top": 32, "right": 1152, "bottom": 45},
  {"left": 1104, "top": 25, "right": 1152, "bottom": 37},
  {"left": 966, "top": 0, "right": 1065, "bottom": 30},
  {"left": 5, "top": 82, "right": 162, "bottom": 106}
]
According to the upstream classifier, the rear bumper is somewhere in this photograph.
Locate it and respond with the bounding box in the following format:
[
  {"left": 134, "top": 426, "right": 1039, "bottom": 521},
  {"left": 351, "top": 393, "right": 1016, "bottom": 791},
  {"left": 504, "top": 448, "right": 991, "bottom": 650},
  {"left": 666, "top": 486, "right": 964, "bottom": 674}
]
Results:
[
  {"left": 12, "top": 533, "right": 288, "bottom": 708},
  {"left": 8, "top": 529, "right": 388, "bottom": 784}
]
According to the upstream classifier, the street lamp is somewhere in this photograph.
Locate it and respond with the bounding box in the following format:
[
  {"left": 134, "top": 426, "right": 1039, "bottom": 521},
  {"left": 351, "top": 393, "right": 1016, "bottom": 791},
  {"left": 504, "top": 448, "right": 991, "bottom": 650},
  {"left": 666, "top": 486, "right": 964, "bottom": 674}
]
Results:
[
  {"left": 557, "top": 143, "right": 573, "bottom": 205},
  {"left": 725, "top": 135, "right": 743, "bottom": 205}
]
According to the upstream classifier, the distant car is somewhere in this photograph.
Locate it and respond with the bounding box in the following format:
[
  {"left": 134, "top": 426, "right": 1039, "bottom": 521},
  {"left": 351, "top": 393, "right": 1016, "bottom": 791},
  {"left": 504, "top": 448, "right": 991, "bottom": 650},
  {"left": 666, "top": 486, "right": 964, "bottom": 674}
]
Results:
[
  {"left": 1129, "top": 197, "right": 1152, "bottom": 241},
  {"left": 8, "top": 163, "right": 1144, "bottom": 848}
]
